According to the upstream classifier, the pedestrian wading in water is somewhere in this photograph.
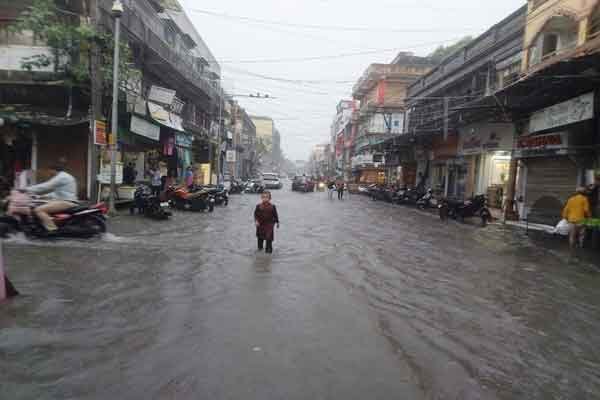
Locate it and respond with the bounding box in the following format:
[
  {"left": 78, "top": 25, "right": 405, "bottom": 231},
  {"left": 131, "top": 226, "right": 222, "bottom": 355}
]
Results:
[{"left": 254, "top": 191, "right": 280, "bottom": 254}]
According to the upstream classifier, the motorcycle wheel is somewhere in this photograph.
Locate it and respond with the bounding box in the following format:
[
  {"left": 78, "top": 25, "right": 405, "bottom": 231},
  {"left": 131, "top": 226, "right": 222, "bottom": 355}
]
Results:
[{"left": 72, "top": 214, "right": 106, "bottom": 237}]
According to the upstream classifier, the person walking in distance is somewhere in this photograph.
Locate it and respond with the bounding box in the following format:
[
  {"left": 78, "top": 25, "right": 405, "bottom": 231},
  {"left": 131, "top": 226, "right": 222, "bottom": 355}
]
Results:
[
  {"left": 562, "top": 187, "right": 591, "bottom": 255},
  {"left": 337, "top": 181, "right": 345, "bottom": 200},
  {"left": 254, "top": 191, "right": 280, "bottom": 254}
]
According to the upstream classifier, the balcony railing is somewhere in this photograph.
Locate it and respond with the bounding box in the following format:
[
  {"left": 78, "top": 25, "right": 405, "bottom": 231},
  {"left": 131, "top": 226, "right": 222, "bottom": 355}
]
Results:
[{"left": 98, "top": 0, "right": 221, "bottom": 102}]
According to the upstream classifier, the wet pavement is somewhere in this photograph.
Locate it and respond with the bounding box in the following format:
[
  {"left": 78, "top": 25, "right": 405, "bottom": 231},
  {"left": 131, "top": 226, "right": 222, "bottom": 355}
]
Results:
[{"left": 2, "top": 187, "right": 600, "bottom": 400}]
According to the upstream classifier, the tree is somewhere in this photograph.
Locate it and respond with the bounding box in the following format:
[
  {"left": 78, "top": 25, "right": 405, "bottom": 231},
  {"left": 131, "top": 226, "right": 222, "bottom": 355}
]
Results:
[
  {"left": 428, "top": 36, "right": 473, "bottom": 64},
  {"left": 10, "top": 0, "right": 139, "bottom": 116}
]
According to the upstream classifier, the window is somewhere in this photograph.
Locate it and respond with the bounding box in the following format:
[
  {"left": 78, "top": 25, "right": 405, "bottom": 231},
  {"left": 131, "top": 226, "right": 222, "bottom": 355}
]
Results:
[{"left": 542, "top": 33, "right": 558, "bottom": 59}]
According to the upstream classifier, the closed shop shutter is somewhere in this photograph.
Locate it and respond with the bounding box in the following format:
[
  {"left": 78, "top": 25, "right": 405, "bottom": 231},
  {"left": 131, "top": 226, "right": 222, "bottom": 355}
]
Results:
[{"left": 525, "top": 156, "right": 577, "bottom": 224}]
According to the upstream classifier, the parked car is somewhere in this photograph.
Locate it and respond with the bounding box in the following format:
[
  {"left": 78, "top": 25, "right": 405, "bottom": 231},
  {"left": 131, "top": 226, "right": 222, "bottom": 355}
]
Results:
[
  {"left": 292, "top": 176, "right": 315, "bottom": 192},
  {"left": 262, "top": 173, "right": 282, "bottom": 189}
]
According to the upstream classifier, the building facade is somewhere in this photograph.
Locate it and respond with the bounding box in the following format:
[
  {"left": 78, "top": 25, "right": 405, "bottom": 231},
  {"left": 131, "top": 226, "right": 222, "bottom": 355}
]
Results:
[
  {"left": 0, "top": 0, "right": 224, "bottom": 200},
  {"left": 351, "top": 53, "right": 433, "bottom": 184}
]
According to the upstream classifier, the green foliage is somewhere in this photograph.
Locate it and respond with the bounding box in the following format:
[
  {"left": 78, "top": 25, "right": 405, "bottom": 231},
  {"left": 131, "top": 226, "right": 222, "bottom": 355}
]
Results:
[
  {"left": 10, "top": 0, "right": 139, "bottom": 96},
  {"left": 428, "top": 36, "right": 474, "bottom": 64}
]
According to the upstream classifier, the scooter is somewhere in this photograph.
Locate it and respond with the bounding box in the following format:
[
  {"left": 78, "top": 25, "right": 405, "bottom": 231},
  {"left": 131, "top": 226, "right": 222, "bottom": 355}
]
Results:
[
  {"left": 0, "top": 190, "right": 108, "bottom": 239},
  {"left": 165, "top": 185, "right": 215, "bottom": 212},
  {"left": 229, "top": 180, "right": 244, "bottom": 195},
  {"left": 130, "top": 185, "right": 171, "bottom": 220},
  {"left": 416, "top": 189, "right": 437, "bottom": 210},
  {"left": 201, "top": 185, "right": 229, "bottom": 206},
  {"left": 439, "top": 194, "right": 491, "bottom": 226}
]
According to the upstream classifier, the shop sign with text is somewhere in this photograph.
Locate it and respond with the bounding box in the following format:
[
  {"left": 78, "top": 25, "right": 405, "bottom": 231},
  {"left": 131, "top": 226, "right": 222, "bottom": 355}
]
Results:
[
  {"left": 530, "top": 92, "right": 594, "bottom": 133},
  {"left": 94, "top": 120, "right": 107, "bottom": 146},
  {"left": 515, "top": 132, "right": 569, "bottom": 157}
]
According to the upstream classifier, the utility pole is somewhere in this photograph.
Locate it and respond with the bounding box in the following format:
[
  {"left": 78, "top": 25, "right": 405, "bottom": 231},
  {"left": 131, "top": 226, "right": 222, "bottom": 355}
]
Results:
[
  {"left": 89, "top": 0, "right": 102, "bottom": 201},
  {"left": 108, "top": 1, "right": 123, "bottom": 214}
]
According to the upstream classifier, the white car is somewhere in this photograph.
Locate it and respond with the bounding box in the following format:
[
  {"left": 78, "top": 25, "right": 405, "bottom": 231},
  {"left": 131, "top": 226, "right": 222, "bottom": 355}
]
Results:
[{"left": 262, "top": 173, "right": 282, "bottom": 189}]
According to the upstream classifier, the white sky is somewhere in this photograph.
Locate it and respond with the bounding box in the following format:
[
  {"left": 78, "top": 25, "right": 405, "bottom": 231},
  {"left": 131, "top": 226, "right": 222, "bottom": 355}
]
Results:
[{"left": 180, "top": 0, "right": 526, "bottom": 161}]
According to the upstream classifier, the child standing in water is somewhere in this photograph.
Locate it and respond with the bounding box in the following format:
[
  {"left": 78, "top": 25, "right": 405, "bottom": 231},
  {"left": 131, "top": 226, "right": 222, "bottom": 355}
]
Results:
[{"left": 254, "top": 191, "right": 280, "bottom": 254}]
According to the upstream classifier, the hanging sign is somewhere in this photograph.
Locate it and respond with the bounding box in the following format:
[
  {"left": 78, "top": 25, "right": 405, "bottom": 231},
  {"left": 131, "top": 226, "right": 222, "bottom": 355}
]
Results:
[
  {"left": 97, "top": 163, "right": 123, "bottom": 185},
  {"left": 530, "top": 92, "right": 594, "bottom": 133},
  {"left": 148, "top": 85, "right": 176, "bottom": 105},
  {"left": 130, "top": 115, "right": 160, "bottom": 141},
  {"left": 94, "top": 120, "right": 108, "bottom": 146},
  {"left": 226, "top": 150, "right": 237, "bottom": 163}
]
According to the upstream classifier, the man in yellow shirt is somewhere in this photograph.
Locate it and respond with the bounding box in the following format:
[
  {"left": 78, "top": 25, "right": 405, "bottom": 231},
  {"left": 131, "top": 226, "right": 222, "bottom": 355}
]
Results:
[{"left": 562, "top": 187, "right": 591, "bottom": 252}]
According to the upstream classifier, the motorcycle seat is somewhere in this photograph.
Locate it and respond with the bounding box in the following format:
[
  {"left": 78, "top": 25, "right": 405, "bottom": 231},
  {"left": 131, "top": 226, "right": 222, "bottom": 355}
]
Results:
[{"left": 65, "top": 205, "right": 89, "bottom": 214}]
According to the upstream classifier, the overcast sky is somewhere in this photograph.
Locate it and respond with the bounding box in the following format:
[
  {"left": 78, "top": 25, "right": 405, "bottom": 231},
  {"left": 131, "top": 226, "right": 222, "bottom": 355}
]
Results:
[{"left": 180, "top": 0, "right": 526, "bottom": 161}]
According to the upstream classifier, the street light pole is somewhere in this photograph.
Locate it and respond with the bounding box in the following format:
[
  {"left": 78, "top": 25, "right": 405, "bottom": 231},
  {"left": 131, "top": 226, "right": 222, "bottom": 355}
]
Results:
[{"left": 109, "top": 0, "right": 123, "bottom": 214}]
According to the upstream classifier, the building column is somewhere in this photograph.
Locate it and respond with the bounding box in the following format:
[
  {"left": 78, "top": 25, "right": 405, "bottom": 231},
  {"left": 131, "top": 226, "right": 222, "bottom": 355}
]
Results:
[{"left": 31, "top": 130, "right": 38, "bottom": 184}]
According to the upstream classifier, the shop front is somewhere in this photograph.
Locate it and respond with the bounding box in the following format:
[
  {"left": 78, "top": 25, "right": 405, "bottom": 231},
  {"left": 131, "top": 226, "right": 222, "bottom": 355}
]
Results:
[
  {"left": 515, "top": 92, "right": 596, "bottom": 225},
  {"left": 429, "top": 133, "right": 461, "bottom": 198},
  {"left": 351, "top": 153, "right": 385, "bottom": 184},
  {"left": 458, "top": 123, "right": 515, "bottom": 208},
  {"left": 1, "top": 112, "right": 90, "bottom": 199}
]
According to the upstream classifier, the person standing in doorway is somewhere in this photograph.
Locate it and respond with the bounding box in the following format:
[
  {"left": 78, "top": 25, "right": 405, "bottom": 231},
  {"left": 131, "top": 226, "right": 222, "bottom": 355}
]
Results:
[
  {"left": 148, "top": 166, "right": 162, "bottom": 197},
  {"left": 562, "top": 187, "right": 591, "bottom": 254},
  {"left": 254, "top": 191, "right": 280, "bottom": 254}
]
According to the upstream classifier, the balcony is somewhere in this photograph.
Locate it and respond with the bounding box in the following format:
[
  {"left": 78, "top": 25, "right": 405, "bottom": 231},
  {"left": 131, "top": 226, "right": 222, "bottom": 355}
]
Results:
[{"left": 97, "top": 0, "right": 221, "bottom": 103}]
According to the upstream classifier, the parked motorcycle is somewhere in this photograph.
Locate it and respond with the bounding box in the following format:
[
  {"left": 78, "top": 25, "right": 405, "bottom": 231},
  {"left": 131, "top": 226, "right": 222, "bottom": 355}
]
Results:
[
  {"left": 200, "top": 185, "right": 229, "bottom": 206},
  {"left": 229, "top": 180, "right": 244, "bottom": 195},
  {"left": 439, "top": 194, "right": 491, "bottom": 226},
  {"left": 130, "top": 185, "right": 171, "bottom": 220},
  {"left": 165, "top": 185, "right": 215, "bottom": 212},
  {"left": 416, "top": 189, "right": 437, "bottom": 210},
  {"left": 0, "top": 190, "right": 108, "bottom": 238},
  {"left": 396, "top": 187, "right": 424, "bottom": 206},
  {"left": 245, "top": 180, "right": 265, "bottom": 194}
]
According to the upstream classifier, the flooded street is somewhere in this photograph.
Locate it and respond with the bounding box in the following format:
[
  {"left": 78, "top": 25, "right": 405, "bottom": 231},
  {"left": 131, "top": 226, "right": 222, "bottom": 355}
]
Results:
[{"left": 2, "top": 188, "right": 600, "bottom": 400}]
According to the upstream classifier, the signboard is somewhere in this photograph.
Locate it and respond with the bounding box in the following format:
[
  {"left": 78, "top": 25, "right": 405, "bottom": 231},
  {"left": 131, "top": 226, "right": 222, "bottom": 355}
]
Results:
[
  {"left": 148, "top": 102, "right": 184, "bottom": 132},
  {"left": 97, "top": 163, "right": 123, "bottom": 184},
  {"left": 226, "top": 150, "right": 237, "bottom": 163},
  {"left": 517, "top": 132, "right": 568, "bottom": 150},
  {"left": 458, "top": 124, "right": 514, "bottom": 156},
  {"left": 148, "top": 85, "right": 176, "bottom": 105},
  {"left": 530, "top": 92, "right": 594, "bottom": 133},
  {"left": 94, "top": 120, "right": 108, "bottom": 146},
  {"left": 130, "top": 115, "right": 160, "bottom": 141},
  {"left": 176, "top": 133, "right": 193, "bottom": 148}
]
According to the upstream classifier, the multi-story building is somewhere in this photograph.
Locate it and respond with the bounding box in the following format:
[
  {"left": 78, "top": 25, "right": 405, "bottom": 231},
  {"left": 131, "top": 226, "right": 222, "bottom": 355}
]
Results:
[
  {"left": 330, "top": 100, "right": 354, "bottom": 180},
  {"left": 228, "top": 102, "right": 257, "bottom": 179},
  {"left": 250, "top": 115, "right": 281, "bottom": 173},
  {"left": 0, "top": 0, "right": 223, "bottom": 199},
  {"left": 406, "top": 6, "right": 526, "bottom": 204},
  {"left": 309, "top": 144, "right": 331, "bottom": 178},
  {"left": 500, "top": 0, "right": 600, "bottom": 223},
  {"left": 351, "top": 52, "right": 433, "bottom": 184}
]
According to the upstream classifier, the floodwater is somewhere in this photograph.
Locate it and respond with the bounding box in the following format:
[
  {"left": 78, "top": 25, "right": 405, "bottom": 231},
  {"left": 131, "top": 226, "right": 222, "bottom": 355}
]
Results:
[{"left": 1, "top": 186, "right": 600, "bottom": 399}]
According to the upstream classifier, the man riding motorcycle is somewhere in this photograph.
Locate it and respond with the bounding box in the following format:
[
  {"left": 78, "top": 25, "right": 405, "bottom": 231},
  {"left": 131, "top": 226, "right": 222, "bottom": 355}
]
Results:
[{"left": 26, "top": 159, "right": 78, "bottom": 232}]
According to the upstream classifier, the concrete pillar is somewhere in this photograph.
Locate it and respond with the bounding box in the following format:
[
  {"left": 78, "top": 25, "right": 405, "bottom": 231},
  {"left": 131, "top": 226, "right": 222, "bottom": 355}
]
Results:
[{"left": 31, "top": 130, "right": 38, "bottom": 184}]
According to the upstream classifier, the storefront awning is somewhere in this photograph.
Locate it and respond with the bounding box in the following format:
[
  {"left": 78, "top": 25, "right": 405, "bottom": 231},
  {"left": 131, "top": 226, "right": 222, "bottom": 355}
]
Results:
[
  {"left": 148, "top": 102, "right": 185, "bottom": 132},
  {"left": 0, "top": 107, "right": 88, "bottom": 127}
]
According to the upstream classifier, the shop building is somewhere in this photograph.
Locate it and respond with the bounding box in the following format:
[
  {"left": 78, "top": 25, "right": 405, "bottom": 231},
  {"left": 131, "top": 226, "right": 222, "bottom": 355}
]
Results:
[
  {"left": 457, "top": 123, "right": 515, "bottom": 208},
  {"left": 513, "top": 92, "right": 597, "bottom": 224}
]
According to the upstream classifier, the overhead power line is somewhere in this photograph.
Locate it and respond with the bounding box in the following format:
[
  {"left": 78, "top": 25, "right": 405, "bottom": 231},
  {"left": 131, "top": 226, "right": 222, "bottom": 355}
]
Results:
[
  {"left": 188, "top": 8, "right": 480, "bottom": 33},
  {"left": 217, "top": 37, "right": 464, "bottom": 64}
]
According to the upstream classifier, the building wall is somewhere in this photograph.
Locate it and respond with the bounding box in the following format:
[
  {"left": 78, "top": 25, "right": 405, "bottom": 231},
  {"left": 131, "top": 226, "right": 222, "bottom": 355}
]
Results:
[
  {"left": 522, "top": 0, "right": 600, "bottom": 70},
  {"left": 252, "top": 118, "right": 274, "bottom": 141}
]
